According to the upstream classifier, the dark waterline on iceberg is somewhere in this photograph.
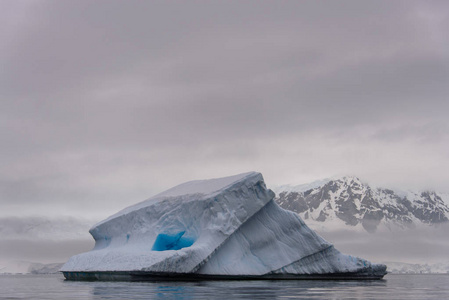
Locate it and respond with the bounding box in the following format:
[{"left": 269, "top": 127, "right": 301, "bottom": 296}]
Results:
[
  {"left": 62, "top": 270, "right": 386, "bottom": 281},
  {"left": 1, "top": 273, "right": 449, "bottom": 299}
]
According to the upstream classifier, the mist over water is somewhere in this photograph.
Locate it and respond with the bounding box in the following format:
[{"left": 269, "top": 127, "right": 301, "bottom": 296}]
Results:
[
  {"left": 317, "top": 223, "right": 449, "bottom": 264},
  {"left": 2, "top": 214, "right": 448, "bottom": 272}
]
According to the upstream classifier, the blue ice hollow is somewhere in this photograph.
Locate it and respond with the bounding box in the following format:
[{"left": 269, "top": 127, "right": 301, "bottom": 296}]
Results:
[{"left": 151, "top": 231, "right": 195, "bottom": 251}]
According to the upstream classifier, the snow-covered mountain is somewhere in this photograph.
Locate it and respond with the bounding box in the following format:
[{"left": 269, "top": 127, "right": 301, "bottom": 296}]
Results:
[{"left": 274, "top": 177, "right": 449, "bottom": 233}]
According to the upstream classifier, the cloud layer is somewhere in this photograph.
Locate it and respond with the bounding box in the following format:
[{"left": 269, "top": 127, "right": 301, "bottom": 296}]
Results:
[{"left": 1, "top": 0, "right": 448, "bottom": 221}]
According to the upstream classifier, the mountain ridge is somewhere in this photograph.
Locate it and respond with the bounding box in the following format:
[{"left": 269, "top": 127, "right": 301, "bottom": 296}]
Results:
[{"left": 274, "top": 176, "right": 449, "bottom": 233}]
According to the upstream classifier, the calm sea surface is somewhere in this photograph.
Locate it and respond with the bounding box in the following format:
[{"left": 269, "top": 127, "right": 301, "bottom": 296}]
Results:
[{"left": 1, "top": 273, "right": 448, "bottom": 299}]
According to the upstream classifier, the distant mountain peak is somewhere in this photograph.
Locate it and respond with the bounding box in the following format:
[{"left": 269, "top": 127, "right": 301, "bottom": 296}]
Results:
[{"left": 275, "top": 176, "right": 449, "bottom": 233}]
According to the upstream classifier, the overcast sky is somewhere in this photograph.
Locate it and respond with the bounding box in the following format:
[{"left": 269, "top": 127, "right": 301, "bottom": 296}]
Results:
[{"left": 1, "top": 0, "right": 449, "bottom": 222}]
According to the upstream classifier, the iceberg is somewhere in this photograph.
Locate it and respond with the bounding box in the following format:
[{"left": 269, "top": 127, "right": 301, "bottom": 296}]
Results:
[{"left": 61, "top": 172, "right": 386, "bottom": 280}]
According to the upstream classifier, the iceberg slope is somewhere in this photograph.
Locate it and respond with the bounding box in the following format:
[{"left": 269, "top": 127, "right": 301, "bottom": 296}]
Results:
[
  {"left": 199, "top": 200, "right": 384, "bottom": 276},
  {"left": 61, "top": 172, "right": 386, "bottom": 279}
]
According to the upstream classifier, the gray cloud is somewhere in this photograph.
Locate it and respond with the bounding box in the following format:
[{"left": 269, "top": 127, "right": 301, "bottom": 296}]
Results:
[{"left": 1, "top": 0, "right": 448, "bottom": 243}]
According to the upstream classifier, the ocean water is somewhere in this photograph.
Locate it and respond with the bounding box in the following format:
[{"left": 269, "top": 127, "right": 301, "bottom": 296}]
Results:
[{"left": 1, "top": 274, "right": 448, "bottom": 299}]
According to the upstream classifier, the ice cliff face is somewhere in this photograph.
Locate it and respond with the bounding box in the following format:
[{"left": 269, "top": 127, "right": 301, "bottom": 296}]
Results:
[
  {"left": 275, "top": 177, "right": 449, "bottom": 233},
  {"left": 62, "top": 172, "right": 386, "bottom": 277}
]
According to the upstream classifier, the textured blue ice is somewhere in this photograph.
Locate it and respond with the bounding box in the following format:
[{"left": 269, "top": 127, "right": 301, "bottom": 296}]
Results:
[{"left": 151, "top": 231, "right": 195, "bottom": 251}]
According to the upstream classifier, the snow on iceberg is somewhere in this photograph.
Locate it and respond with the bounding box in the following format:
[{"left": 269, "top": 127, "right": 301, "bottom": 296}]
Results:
[{"left": 61, "top": 172, "right": 386, "bottom": 280}]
